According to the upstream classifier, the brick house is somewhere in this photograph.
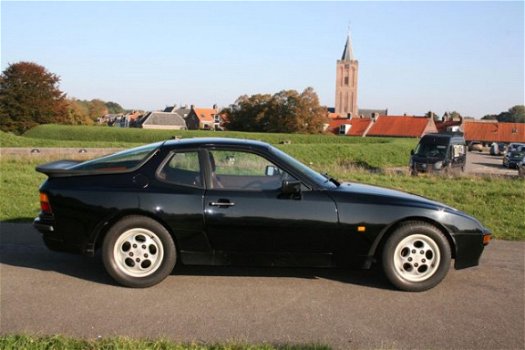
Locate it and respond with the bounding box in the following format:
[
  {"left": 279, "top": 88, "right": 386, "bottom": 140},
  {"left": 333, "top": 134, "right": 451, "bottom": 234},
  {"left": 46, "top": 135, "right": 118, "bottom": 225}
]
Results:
[{"left": 185, "top": 105, "right": 225, "bottom": 130}]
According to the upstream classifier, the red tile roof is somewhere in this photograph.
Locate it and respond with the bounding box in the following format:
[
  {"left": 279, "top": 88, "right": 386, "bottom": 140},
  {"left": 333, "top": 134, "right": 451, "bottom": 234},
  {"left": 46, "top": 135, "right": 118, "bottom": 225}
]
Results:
[
  {"left": 193, "top": 108, "right": 217, "bottom": 122},
  {"left": 367, "top": 116, "right": 436, "bottom": 137},
  {"left": 463, "top": 121, "right": 525, "bottom": 143},
  {"left": 327, "top": 118, "right": 372, "bottom": 136}
]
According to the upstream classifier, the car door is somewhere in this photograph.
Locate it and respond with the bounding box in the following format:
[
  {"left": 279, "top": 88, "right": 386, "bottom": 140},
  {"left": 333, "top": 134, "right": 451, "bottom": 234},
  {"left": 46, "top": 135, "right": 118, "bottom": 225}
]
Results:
[
  {"left": 147, "top": 150, "right": 208, "bottom": 254},
  {"left": 450, "top": 144, "right": 466, "bottom": 169},
  {"left": 202, "top": 148, "right": 339, "bottom": 259}
]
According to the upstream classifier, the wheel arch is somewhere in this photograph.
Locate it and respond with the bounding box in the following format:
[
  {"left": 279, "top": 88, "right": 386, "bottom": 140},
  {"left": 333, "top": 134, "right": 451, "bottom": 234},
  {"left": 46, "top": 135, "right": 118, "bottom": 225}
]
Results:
[
  {"left": 370, "top": 216, "right": 456, "bottom": 262},
  {"left": 89, "top": 210, "right": 180, "bottom": 255}
]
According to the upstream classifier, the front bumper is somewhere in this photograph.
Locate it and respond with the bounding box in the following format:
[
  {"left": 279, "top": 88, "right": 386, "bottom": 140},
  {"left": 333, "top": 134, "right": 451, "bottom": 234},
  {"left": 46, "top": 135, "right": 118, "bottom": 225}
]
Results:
[{"left": 454, "top": 227, "right": 491, "bottom": 269}]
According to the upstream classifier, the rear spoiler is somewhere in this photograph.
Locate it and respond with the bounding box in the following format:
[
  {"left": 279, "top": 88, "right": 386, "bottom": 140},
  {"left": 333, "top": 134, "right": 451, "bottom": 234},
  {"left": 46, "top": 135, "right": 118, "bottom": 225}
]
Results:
[{"left": 35, "top": 160, "right": 83, "bottom": 177}]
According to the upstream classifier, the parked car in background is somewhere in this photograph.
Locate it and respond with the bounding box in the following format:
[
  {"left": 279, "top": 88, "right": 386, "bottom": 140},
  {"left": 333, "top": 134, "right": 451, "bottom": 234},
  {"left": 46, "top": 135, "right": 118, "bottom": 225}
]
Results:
[
  {"left": 503, "top": 146, "right": 525, "bottom": 168},
  {"left": 468, "top": 141, "right": 483, "bottom": 152},
  {"left": 410, "top": 133, "right": 466, "bottom": 175},
  {"left": 506, "top": 143, "right": 525, "bottom": 154},
  {"left": 34, "top": 138, "right": 491, "bottom": 292}
]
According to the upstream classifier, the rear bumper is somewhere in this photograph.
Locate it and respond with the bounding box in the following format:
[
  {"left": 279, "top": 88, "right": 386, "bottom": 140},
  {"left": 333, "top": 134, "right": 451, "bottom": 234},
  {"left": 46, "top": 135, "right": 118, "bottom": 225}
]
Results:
[
  {"left": 33, "top": 216, "right": 83, "bottom": 254},
  {"left": 33, "top": 216, "right": 55, "bottom": 233}
]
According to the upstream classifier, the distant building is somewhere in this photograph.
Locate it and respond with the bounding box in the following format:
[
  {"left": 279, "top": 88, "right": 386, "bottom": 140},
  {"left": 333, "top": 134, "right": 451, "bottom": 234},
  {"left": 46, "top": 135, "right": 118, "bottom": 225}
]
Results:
[
  {"left": 463, "top": 121, "right": 525, "bottom": 143},
  {"left": 366, "top": 115, "right": 437, "bottom": 138},
  {"left": 328, "top": 114, "right": 437, "bottom": 138},
  {"left": 332, "top": 34, "right": 387, "bottom": 120},
  {"left": 327, "top": 117, "right": 373, "bottom": 137},
  {"left": 335, "top": 33, "right": 359, "bottom": 118},
  {"left": 185, "top": 105, "right": 225, "bottom": 130},
  {"left": 140, "top": 111, "right": 187, "bottom": 130}
]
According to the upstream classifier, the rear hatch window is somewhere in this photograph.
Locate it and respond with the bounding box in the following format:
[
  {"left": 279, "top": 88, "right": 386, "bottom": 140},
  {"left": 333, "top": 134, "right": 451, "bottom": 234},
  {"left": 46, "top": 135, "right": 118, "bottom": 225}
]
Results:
[{"left": 70, "top": 142, "right": 162, "bottom": 172}]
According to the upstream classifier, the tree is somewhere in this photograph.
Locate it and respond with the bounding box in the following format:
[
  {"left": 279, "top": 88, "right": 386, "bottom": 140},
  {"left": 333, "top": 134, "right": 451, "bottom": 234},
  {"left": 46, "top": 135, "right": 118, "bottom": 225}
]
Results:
[
  {"left": 106, "top": 101, "right": 124, "bottom": 114},
  {"left": 64, "top": 98, "right": 94, "bottom": 125},
  {"left": 223, "top": 93, "right": 273, "bottom": 132},
  {"left": 0, "top": 61, "right": 68, "bottom": 133},
  {"left": 224, "top": 87, "right": 328, "bottom": 133},
  {"left": 88, "top": 99, "right": 109, "bottom": 121},
  {"left": 482, "top": 105, "right": 524, "bottom": 123}
]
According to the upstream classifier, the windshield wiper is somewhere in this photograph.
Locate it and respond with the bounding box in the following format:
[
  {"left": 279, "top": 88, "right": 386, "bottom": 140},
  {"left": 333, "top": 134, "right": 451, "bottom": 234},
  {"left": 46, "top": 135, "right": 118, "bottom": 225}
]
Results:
[{"left": 323, "top": 173, "right": 341, "bottom": 187}]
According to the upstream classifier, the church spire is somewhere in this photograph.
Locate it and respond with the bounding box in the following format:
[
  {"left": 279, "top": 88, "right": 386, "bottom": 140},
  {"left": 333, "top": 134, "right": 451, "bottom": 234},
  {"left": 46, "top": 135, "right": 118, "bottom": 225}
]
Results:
[{"left": 341, "top": 33, "right": 354, "bottom": 61}]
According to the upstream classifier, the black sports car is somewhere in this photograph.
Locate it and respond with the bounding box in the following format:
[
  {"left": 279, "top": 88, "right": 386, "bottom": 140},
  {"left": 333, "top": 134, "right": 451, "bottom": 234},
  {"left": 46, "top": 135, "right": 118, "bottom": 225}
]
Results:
[{"left": 34, "top": 138, "right": 491, "bottom": 291}]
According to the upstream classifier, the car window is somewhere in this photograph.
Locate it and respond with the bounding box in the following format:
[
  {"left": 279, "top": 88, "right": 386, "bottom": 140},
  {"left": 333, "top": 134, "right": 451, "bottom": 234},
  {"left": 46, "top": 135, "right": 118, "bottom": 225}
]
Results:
[
  {"left": 71, "top": 142, "right": 162, "bottom": 171},
  {"left": 157, "top": 151, "right": 202, "bottom": 188},
  {"left": 209, "top": 150, "right": 295, "bottom": 191}
]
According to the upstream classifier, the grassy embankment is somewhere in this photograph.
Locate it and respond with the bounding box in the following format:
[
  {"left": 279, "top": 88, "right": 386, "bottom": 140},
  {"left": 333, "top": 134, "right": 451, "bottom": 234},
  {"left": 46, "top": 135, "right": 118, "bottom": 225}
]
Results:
[
  {"left": 1, "top": 125, "right": 523, "bottom": 240},
  {"left": 0, "top": 335, "right": 330, "bottom": 350}
]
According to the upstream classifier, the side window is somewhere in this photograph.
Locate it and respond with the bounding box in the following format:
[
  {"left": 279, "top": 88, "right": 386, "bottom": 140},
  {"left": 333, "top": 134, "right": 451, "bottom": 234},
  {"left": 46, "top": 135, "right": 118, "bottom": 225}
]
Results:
[
  {"left": 158, "top": 151, "right": 202, "bottom": 188},
  {"left": 209, "top": 150, "right": 295, "bottom": 191}
]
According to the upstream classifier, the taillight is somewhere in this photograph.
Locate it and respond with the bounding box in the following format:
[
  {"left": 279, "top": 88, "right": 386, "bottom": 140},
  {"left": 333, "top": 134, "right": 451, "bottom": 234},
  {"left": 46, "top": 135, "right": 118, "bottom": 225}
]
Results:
[{"left": 40, "top": 192, "right": 52, "bottom": 214}]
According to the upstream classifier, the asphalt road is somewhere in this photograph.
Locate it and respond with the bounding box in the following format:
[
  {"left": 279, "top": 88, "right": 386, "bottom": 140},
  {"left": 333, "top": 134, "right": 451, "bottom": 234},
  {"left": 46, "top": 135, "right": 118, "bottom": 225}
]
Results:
[
  {"left": 1, "top": 223, "right": 523, "bottom": 349},
  {"left": 465, "top": 151, "right": 517, "bottom": 176}
]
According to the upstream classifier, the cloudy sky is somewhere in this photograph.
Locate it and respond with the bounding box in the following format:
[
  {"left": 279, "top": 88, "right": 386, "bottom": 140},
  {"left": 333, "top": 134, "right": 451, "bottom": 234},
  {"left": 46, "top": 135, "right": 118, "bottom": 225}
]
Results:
[{"left": 2, "top": 1, "right": 523, "bottom": 118}]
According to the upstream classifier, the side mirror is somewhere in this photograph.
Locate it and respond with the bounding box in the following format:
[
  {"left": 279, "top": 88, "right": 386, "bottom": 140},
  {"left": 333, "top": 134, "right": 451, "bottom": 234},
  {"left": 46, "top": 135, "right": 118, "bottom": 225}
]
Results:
[
  {"left": 281, "top": 180, "right": 301, "bottom": 194},
  {"left": 265, "top": 165, "right": 279, "bottom": 176},
  {"left": 410, "top": 149, "right": 414, "bottom": 156}
]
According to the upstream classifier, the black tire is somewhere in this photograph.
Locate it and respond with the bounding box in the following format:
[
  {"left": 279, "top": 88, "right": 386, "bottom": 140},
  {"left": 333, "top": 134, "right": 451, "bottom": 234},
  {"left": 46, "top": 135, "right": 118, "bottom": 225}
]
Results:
[
  {"left": 102, "top": 215, "right": 177, "bottom": 288},
  {"left": 382, "top": 221, "right": 451, "bottom": 292}
]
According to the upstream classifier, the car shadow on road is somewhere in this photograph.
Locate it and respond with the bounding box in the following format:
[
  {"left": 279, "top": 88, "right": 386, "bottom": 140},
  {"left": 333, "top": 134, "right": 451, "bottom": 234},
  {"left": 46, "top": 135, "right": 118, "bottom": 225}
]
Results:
[
  {"left": 472, "top": 162, "right": 507, "bottom": 170},
  {"left": 0, "top": 243, "right": 394, "bottom": 290},
  {"left": 1, "top": 223, "right": 394, "bottom": 290},
  {"left": 172, "top": 264, "right": 395, "bottom": 290},
  {"left": 0, "top": 243, "right": 118, "bottom": 286}
]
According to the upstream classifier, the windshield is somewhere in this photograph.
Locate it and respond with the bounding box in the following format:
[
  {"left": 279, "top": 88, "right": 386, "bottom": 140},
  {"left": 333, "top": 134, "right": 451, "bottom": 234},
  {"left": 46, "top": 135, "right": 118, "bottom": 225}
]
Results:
[
  {"left": 71, "top": 142, "right": 163, "bottom": 171},
  {"left": 510, "top": 151, "right": 525, "bottom": 158},
  {"left": 414, "top": 143, "right": 448, "bottom": 159},
  {"left": 270, "top": 146, "right": 337, "bottom": 188}
]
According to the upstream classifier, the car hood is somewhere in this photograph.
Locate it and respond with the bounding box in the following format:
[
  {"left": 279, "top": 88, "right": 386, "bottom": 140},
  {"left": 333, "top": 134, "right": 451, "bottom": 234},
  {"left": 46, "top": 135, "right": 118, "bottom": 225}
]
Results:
[{"left": 333, "top": 182, "right": 458, "bottom": 212}]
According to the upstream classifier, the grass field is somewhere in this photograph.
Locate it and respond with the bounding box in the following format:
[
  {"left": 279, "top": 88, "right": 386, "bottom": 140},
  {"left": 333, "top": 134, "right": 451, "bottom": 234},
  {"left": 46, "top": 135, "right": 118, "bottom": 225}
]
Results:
[
  {"left": 1, "top": 155, "right": 523, "bottom": 240},
  {"left": 3, "top": 125, "right": 417, "bottom": 169},
  {"left": 1, "top": 124, "right": 523, "bottom": 239},
  {"left": 0, "top": 335, "right": 330, "bottom": 350}
]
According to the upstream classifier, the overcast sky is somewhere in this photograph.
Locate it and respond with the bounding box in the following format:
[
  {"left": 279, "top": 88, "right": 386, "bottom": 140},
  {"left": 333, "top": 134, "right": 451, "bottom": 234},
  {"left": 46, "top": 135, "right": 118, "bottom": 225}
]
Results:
[{"left": 1, "top": 1, "right": 523, "bottom": 118}]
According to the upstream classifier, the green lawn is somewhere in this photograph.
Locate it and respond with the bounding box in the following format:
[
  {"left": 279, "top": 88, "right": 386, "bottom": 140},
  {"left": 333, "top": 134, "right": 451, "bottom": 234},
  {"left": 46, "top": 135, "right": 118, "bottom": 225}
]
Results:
[
  {"left": 3, "top": 125, "right": 417, "bottom": 169},
  {"left": 1, "top": 156, "right": 523, "bottom": 240},
  {"left": 22, "top": 124, "right": 410, "bottom": 145},
  {"left": 0, "top": 335, "right": 330, "bottom": 350},
  {"left": 1, "top": 124, "right": 523, "bottom": 239}
]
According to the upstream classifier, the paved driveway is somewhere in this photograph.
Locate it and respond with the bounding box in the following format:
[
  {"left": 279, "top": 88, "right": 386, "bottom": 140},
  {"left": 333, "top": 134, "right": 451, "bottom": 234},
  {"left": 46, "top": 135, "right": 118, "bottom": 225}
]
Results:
[
  {"left": 466, "top": 151, "right": 517, "bottom": 176},
  {"left": 1, "top": 223, "right": 523, "bottom": 349}
]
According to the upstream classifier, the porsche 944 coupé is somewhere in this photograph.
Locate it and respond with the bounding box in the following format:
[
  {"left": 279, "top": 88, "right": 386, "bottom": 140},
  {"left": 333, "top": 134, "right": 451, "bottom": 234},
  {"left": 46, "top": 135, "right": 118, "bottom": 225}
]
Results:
[{"left": 34, "top": 138, "right": 491, "bottom": 291}]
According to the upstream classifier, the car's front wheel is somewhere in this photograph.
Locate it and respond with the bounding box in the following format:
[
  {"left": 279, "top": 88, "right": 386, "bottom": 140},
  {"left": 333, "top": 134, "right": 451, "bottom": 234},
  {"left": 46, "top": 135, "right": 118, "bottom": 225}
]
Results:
[
  {"left": 102, "top": 216, "right": 177, "bottom": 288},
  {"left": 382, "top": 222, "right": 451, "bottom": 292}
]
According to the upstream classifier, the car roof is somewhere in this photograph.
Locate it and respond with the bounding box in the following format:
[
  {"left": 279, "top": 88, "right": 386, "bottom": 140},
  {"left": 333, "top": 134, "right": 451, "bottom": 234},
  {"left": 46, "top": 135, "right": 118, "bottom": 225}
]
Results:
[
  {"left": 421, "top": 133, "right": 465, "bottom": 143},
  {"left": 162, "top": 137, "right": 272, "bottom": 150}
]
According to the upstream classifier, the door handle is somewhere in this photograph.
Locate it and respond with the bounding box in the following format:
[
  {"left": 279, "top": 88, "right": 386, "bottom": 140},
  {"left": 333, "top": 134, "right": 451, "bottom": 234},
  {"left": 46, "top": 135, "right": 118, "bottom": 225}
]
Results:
[{"left": 209, "top": 201, "right": 235, "bottom": 207}]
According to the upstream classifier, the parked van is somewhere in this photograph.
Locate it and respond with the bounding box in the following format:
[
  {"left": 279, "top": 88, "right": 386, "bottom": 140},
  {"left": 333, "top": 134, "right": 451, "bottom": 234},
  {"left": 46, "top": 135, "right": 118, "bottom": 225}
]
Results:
[{"left": 409, "top": 132, "right": 467, "bottom": 175}]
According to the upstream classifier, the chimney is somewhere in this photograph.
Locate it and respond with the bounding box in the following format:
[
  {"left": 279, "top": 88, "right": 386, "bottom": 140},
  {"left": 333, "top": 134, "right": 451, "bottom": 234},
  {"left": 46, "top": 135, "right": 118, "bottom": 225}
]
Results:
[
  {"left": 371, "top": 112, "right": 379, "bottom": 121},
  {"left": 346, "top": 113, "right": 352, "bottom": 119},
  {"left": 190, "top": 104, "right": 194, "bottom": 110},
  {"left": 213, "top": 104, "right": 217, "bottom": 110}
]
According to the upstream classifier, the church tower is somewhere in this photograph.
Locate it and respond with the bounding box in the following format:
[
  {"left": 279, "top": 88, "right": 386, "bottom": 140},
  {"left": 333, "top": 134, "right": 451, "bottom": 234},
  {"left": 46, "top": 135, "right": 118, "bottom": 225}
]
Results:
[{"left": 335, "top": 33, "right": 358, "bottom": 117}]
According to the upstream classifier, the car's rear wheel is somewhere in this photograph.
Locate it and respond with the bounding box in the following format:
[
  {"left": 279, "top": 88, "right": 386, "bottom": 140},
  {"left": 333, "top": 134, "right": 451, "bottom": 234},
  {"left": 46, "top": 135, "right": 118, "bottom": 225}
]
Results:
[
  {"left": 382, "top": 222, "right": 451, "bottom": 292},
  {"left": 102, "top": 216, "right": 176, "bottom": 288}
]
